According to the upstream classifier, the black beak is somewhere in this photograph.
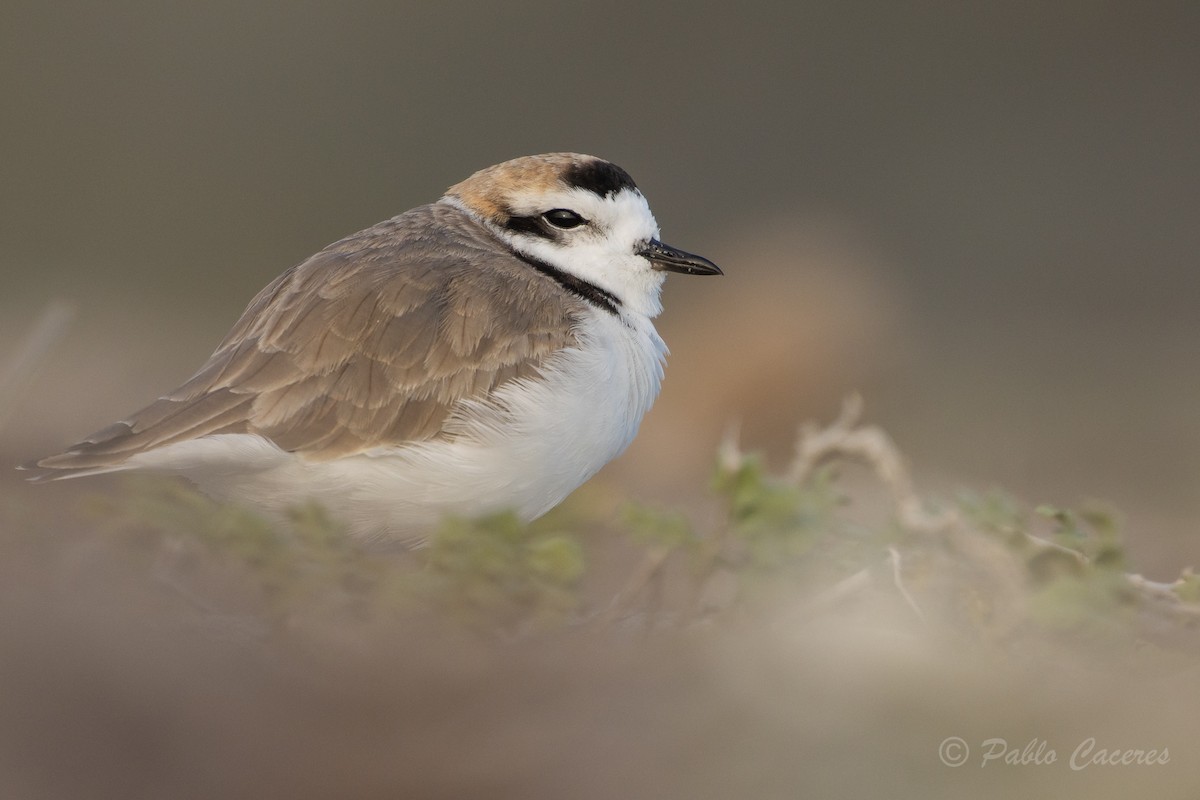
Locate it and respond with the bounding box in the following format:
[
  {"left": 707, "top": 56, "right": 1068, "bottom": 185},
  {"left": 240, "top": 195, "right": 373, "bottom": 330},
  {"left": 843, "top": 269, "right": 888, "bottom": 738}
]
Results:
[{"left": 639, "top": 239, "right": 723, "bottom": 276}]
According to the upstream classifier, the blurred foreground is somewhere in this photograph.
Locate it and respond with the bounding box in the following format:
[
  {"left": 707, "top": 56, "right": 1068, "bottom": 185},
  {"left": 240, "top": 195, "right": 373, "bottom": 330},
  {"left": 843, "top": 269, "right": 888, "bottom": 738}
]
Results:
[{"left": 2, "top": 406, "right": 1197, "bottom": 799}]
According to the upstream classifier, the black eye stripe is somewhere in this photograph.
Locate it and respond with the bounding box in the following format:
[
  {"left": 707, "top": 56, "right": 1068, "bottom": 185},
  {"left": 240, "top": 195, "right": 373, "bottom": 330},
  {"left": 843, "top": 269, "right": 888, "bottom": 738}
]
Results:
[
  {"left": 503, "top": 209, "right": 588, "bottom": 239},
  {"left": 503, "top": 215, "right": 554, "bottom": 239}
]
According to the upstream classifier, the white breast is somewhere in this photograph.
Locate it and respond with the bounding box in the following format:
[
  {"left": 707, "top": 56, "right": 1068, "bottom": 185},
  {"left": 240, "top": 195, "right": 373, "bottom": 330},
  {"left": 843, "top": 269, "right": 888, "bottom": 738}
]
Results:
[{"left": 131, "top": 310, "right": 667, "bottom": 540}]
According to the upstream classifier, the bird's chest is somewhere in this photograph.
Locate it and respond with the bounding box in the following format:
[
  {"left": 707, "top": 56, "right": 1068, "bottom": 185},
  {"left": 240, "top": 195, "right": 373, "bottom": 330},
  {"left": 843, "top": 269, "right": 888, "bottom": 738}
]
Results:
[
  {"left": 466, "top": 310, "right": 664, "bottom": 514},
  {"left": 538, "top": 313, "right": 666, "bottom": 461}
]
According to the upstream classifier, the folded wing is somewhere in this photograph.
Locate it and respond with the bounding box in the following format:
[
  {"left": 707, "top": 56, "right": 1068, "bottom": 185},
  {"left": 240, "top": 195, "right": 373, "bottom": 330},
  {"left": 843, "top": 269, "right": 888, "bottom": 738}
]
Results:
[{"left": 27, "top": 204, "right": 579, "bottom": 478}]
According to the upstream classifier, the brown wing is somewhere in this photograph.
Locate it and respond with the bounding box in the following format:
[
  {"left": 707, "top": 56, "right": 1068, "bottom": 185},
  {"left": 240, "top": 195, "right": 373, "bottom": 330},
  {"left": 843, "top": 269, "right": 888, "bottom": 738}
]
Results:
[{"left": 29, "top": 203, "right": 582, "bottom": 475}]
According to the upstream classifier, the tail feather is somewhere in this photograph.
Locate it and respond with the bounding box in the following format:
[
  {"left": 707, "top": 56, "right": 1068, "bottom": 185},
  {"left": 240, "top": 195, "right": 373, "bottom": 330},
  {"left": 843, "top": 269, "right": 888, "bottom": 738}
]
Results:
[
  {"left": 18, "top": 459, "right": 135, "bottom": 482},
  {"left": 21, "top": 389, "right": 255, "bottom": 482}
]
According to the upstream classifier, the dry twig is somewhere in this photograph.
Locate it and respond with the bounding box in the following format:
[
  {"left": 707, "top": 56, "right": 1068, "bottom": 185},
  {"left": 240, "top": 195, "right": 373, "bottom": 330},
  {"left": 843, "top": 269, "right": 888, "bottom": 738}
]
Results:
[{"left": 789, "top": 394, "right": 955, "bottom": 533}]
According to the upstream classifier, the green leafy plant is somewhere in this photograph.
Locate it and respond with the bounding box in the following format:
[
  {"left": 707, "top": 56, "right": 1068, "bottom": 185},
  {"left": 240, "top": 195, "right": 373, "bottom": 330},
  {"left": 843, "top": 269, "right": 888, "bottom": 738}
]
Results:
[{"left": 419, "top": 511, "right": 584, "bottom": 632}]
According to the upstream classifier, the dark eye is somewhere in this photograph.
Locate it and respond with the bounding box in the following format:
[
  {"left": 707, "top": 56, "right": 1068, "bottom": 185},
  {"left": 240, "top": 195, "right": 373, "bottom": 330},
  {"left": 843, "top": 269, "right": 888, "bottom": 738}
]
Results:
[{"left": 542, "top": 209, "right": 586, "bottom": 229}]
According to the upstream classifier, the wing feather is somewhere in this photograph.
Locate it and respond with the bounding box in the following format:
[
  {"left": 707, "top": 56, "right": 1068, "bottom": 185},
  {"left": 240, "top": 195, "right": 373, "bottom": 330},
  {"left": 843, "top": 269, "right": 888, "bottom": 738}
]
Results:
[{"left": 28, "top": 203, "right": 583, "bottom": 477}]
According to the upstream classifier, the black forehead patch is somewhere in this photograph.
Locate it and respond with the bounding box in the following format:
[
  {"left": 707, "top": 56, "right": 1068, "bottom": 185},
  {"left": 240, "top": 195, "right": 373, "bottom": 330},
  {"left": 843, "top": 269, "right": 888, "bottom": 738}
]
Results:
[{"left": 563, "top": 159, "right": 638, "bottom": 198}]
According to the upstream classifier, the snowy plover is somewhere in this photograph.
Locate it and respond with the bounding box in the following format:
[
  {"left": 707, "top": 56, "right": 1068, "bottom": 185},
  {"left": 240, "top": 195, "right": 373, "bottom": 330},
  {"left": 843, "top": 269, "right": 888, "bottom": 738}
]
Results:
[{"left": 24, "top": 153, "right": 721, "bottom": 538}]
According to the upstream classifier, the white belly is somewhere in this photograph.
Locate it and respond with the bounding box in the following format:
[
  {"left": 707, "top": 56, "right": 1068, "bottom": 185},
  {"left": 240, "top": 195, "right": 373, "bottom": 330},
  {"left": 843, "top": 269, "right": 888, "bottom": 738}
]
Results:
[{"left": 130, "top": 312, "right": 667, "bottom": 540}]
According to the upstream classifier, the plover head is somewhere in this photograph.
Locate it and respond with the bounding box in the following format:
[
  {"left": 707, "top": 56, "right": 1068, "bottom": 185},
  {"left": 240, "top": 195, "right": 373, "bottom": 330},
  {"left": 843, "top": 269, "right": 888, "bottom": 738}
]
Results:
[{"left": 442, "top": 153, "right": 721, "bottom": 318}]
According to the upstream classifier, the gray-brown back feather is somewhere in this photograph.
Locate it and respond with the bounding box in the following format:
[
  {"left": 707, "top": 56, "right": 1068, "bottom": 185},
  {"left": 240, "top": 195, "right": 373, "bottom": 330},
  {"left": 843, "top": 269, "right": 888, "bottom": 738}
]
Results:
[{"left": 30, "top": 203, "right": 583, "bottom": 475}]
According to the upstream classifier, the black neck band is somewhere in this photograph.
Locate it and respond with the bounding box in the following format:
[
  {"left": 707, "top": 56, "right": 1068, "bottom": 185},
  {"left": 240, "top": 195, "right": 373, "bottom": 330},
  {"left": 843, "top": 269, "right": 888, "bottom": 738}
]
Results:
[{"left": 511, "top": 250, "right": 621, "bottom": 316}]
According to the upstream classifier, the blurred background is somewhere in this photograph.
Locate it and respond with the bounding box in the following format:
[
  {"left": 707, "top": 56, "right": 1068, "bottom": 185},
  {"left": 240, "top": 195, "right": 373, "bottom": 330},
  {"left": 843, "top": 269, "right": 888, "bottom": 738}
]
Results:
[
  {"left": 4, "top": 4, "right": 1200, "bottom": 798},
  {"left": 3, "top": 3, "right": 1198, "bottom": 572}
]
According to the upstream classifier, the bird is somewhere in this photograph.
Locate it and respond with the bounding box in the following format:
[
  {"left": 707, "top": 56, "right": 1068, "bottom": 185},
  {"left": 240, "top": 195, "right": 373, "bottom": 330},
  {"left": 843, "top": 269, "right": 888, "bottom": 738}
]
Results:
[{"left": 22, "top": 153, "right": 722, "bottom": 540}]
